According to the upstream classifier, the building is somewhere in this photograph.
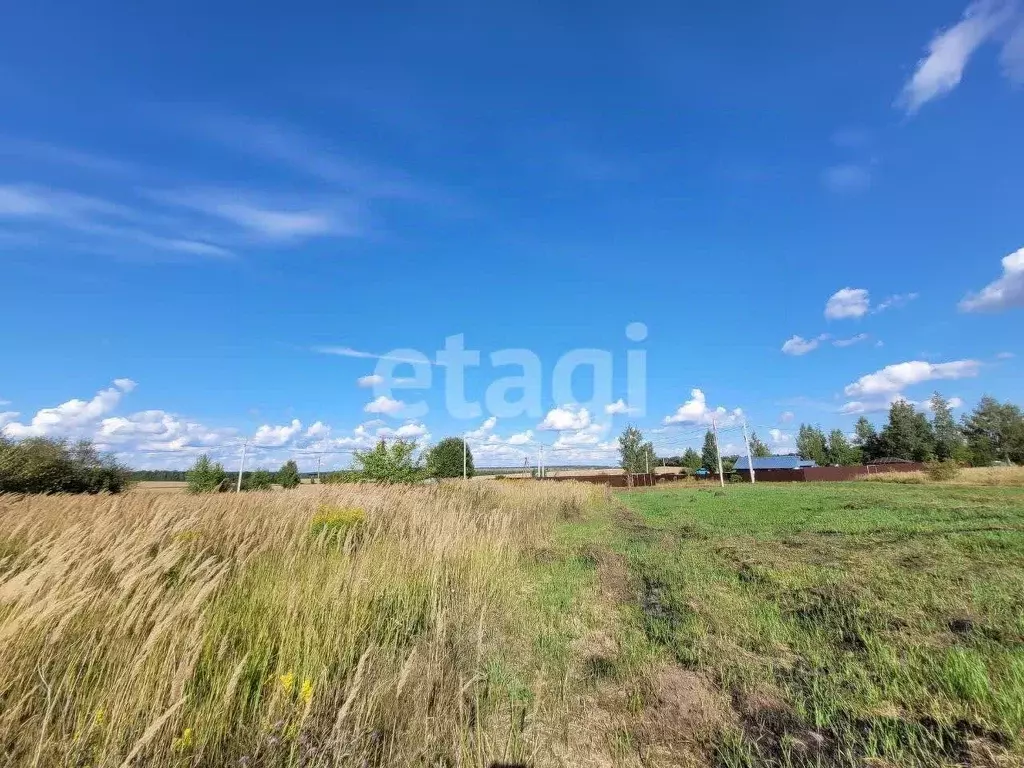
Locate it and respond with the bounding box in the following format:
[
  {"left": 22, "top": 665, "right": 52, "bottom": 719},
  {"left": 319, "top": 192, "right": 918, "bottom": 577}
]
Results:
[{"left": 734, "top": 455, "right": 816, "bottom": 481}]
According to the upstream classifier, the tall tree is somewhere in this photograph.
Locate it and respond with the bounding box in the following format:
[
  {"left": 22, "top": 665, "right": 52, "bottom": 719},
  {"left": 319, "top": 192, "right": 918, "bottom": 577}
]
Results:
[
  {"left": 618, "top": 425, "right": 654, "bottom": 484},
  {"left": 681, "top": 448, "right": 702, "bottom": 471},
  {"left": 352, "top": 439, "right": 423, "bottom": 483},
  {"left": 962, "top": 396, "right": 1024, "bottom": 466},
  {"left": 878, "top": 401, "right": 934, "bottom": 462},
  {"left": 930, "top": 392, "right": 966, "bottom": 462},
  {"left": 426, "top": 437, "right": 474, "bottom": 479},
  {"left": 277, "top": 459, "right": 302, "bottom": 489},
  {"left": 701, "top": 430, "right": 719, "bottom": 472},
  {"left": 826, "top": 429, "right": 860, "bottom": 466},
  {"left": 852, "top": 417, "right": 881, "bottom": 462},
  {"left": 748, "top": 432, "right": 772, "bottom": 458},
  {"left": 796, "top": 424, "right": 829, "bottom": 465},
  {"left": 186, "top": 454, "right": 227, "bottom": 494}
]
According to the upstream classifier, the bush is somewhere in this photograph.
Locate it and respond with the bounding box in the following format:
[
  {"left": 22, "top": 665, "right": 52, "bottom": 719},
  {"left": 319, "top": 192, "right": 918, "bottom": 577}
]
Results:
[
  {"left": 323, "top": 470, "right": 360, "bottom": 484},
  {"left": 244, "top": 469, "right": 275, "bottom": 491},
  {"left": 351, "top": 440, "right": 423, "bottom": 484},
  {"left": 0, "top": 437, "right": 133, "bottom": 494},
  {"left": 185, "top": 454, "right": 227, "bottom": 494},
  {"left": 310, "top": 505, "right": 366, "bottom": 544},
  {"left": 426, "top": 437, "right": 473, "bottom": 479},
  {"left": 277, "top": 460, "right": 301, "bottom": 489},
  {"left": 926, "top": 459, "right": 961, "bottom": 482}
]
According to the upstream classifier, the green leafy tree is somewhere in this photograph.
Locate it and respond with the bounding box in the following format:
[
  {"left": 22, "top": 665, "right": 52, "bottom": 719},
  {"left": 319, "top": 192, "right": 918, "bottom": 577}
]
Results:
[
  {"left": 796, "top": 425, "right": 829, "bottom": 465},
  {"left": 618, "top": 425, "right": 653, "bottom": 485},
  {"left": 245, "top": 469, "right": 275, "bottom": 491},
  {"left": 878, "top": 401, "right": 934, "bottom": 462},
  {"left": 748, "top": 432, "right": 772, "bottom": 458},
  {"left": 681, "top": 448, "right": 702, "bottom": 471},
  {"left": 930, "top": 392, "right": 967, "bottom": 463},
  {"left": 701, "top": 430, "right": 719, "bottom": 472},
  {"left": 277, "top": 459, "right": 302, "bottom": 489},
  {"left": 352, "top": 439, "right": 423, "bottom": 484},
  {"left": 186, "top": 454, "right": 227, "bottom": 494},
  {"left": 962, "top": 396, "right": 1024, "bottom": 466},
  {"left": 852, "top": 417, "right": 881, "bottom": 462},
  {"left": 426, "top": 437, "right": 474, "bottom": 479},
  {"left": 0, "top": 437, "right": 133, "bottom": 494},
  {"left": 826, "top": 429, "right": 860, "bottom": 466}
]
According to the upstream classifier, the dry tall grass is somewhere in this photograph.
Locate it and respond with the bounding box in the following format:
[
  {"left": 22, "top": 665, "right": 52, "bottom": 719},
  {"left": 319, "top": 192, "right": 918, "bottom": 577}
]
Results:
[
  {"left": 0, "top": 481, "right": 597, "bottom": 767},
  {"left": 857, "top": 465, "right": 1024, "bottom": 486}
]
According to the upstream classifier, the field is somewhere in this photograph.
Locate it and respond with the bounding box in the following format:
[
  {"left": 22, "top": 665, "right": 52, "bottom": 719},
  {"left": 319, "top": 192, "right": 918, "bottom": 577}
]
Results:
[{"left": 0, "top": 477, "right": 1022, "bottom": 766}]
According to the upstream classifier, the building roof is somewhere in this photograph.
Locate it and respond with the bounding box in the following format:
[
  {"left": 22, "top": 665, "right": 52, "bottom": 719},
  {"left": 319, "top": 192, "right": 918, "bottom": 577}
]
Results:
[{"left": 734, "top": 456, "right": 817, "bottom": 470}]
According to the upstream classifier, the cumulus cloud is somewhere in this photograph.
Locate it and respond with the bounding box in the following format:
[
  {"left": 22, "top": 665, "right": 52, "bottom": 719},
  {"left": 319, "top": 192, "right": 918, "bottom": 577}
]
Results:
[
  {"left": 782, "top": 334, "right": 829, "bottom": 356},
  {"left": 305, "top": 421, "right": 330, "bottom": 439},
  {"left": 768, "top": 429, "right": 794, "bottom": 450},
  {"left": 507, "top": 430, "right": 534, "bottom": 445},
  {"left": 897, "top": 0, "right": 1019, "bottom": 115},
  {"left": 0, "top": 411, "right": 20, "bottom": 428},
  {"left": 97, "top": 409, "right": 236, "bottom": 453},
  {"left": 663, "top": 389, "right": 742, "bottom": 426},
  {"left": 604, "top": 399, "right": 636, "bottom": 415},
  {"left": 252, "top": 419, "right": 303, "bottom": 447},
  {"left": 843, "top": 360, "right": 981, "bottom": 398},
  {"left": 357, "top": 374, "right": 384, "bottom": 387},
  {"left": 825, "top": 288, "right": 870, "bottom": 320},
  {"left": 959, "top": 247, "right": 1024, "bottom": 312},
  {"left": 538, "top": 405, "right": 592, "bottom": 431},
  {"left": 364, "top": 395, "right": 405, "bottom": 415},
  {"left": 466, "top": 416, "right": 498, "bottom": 440},
  {"left": 2, "top": 379, "right": 136, "bottom": 439}
]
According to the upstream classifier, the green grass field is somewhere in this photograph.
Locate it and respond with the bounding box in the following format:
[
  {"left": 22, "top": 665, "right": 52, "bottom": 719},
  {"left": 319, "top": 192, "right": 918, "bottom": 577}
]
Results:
[{"left": 565, "top": 482, "right": 1024, "bottom": 767}]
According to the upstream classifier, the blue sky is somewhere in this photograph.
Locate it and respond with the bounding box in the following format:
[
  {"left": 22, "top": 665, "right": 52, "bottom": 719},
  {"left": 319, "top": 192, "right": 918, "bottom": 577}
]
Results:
[{"left": 1, "top": 0, "right": 1022, "bottom": 469}]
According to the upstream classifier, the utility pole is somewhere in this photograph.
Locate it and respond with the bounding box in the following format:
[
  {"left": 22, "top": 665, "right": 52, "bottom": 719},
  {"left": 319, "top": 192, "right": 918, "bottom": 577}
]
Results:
[
  {"left": 316, "top": 455, "right": 322, "bottom": 485},
  {"left": 236, "top": 440, "right": 248, "bottom": 493},
  {"left": 463, "top": 435, "right": 467, "bottom": 480},
  {"left": 712, "top": 418, "right": 725, "bottom": 488},
  {"left": 742, "top": 419, "right": 756, "bottom": 484},
  {"left": 539, "top": 446, "right": 545, "bottom": 479}
]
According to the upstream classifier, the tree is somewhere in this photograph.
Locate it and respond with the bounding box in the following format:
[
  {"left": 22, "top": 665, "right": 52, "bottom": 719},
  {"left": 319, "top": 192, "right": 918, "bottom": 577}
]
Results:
[
  {"left": 245, "top": 469, "right": 275, "bottom": 491},
  {"left": 796, "top": 425, "right": 829, "bottom": 466},
  {"left": 0, "top": 437, "right": 133, "bottom": 494},
  {"left": 930, "top": 392, "right": 967, "bottom": 463},
  {"left": 878, "top": 401, "right": 934, "bottom": 462},
  {"left": 277, "top": 460, "right": 302, "bottom": 489},
  {"left": 186, "top": 454, "right": 227, "bottom": 493},
  {"left": 852, "top": 417, "right": 881, "bottom": 463},
  {"left": 681, "top": 448, "right": 702, "bottom": 471},
  {"left": 748, "top": 432, "right": 772, "bottom": 458},
  {"left": 962, "top": 396, "right": 1024, "bottom": 466},
  {"left": 826, "top": 429, "right": 860, "bottom": 466},
  {"left": 618, "top": 425, "right": 653, "bottom": 484},
  {"left": 352, "top": 439, "right": 423, "bottom": 484},
  {"left": 701, "top": 430, "right": 719, "bottom": 472},
  {"left": 426, "top": 437, "right": 474, "bottom": 479}
]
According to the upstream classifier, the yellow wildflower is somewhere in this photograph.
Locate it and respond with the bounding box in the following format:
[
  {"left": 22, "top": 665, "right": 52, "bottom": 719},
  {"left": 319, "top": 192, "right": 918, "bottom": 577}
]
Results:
[
  {"left": 300, "top": 678, "right": 314, "bottom": 704},
  {"left": 279, "top": 671, "right": 296, "bottom": 694},
  {"left": 172, "top": 727, "right": 194, "bottom": 752},
  {"left": 92, "top": 709, "right": 105, "bottom": 727}
]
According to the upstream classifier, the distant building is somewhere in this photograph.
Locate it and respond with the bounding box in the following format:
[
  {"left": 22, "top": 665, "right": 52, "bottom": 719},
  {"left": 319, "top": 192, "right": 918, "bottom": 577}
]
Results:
[{"left": 734, "top": 455, "right": 816, "bottom": 480}]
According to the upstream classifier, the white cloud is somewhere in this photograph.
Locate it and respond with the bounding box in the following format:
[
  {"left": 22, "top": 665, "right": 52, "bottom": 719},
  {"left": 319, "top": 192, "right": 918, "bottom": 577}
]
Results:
[
  {"left": 2, "top": 379, "right": 136, "bottom": 438},
  {"left": 364, "top": 395, "right": 405, "bottom": 415},
  {"left": 305, "top": 421, "right": 330, "bottom": 439},
  {"left": 357, "top": 374, "right": 384, "bottom": 387},
  {"left": 875, "top": 293, "right": 919, "bottom": 313},
  {"left": 252, "top": 419, "right": 303, "bottom": 447},
  {"left": 663, "top": 389, "right": 742, "bottom": 426},
  {"left": 844, "top": 360, "right": 981, "bottom": 398},
  {"left": 897, "top": 0, "right": 1018, "bottom": 115},
  {"left": 507, "top": 430, "right": 534, "bottom": 445},
  {"left": 538, "top": 405, "right": 592, "bottom": 431},
  {"left": 604, "top": 399, "right": 636, "bottom": 415},
  {"left": 97, "top": 410, "right": 236, "bottom": 453},
  {"left": 782, "top": 334, "right": 829, "bottom": 356},
  {"left": 552, "top": 423, "right": 611, "bottom": 449},
  {"left": 779, "top": 411, "right": 795, "bottom": 423},
  {"left": 377, "top": 422, "right": 430, "bottom": 441},
  {"left": 822, "top": 164, "right": 871, "bottom": 193},
  {"left": 833, "top": 333, "right": 870, "bottom": 348},
  {"left": 959, "top": 247, "right": 1024, "bottom": 312},
  {"left": 314, "top": 346, "right": 430, "bottom": 364},
  {"left": 466, "top": 416, "right": 498, "bottom": 440},
  {"left": 0, "top": 412, "right": 20, "bottom": 428},
  {"left": 825, "top": 288, "right": 870, "bottom": 320},
  {"left": 768, "top": 429, "right": 794, "bottom": 450}
]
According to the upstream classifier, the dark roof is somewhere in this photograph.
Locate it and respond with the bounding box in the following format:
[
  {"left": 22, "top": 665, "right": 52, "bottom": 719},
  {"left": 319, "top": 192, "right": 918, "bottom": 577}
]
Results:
[{"left": 734, "top": 456, "right": 818, "bottom": 471}]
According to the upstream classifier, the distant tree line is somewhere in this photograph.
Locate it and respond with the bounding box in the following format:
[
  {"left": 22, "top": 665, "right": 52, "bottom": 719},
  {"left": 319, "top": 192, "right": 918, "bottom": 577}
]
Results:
[
  {"left": 796, "top": 393, "right": 1024, "bottom": 467},
  {"left": 0, "top": 437, "right": 133, "bottom": 494}
]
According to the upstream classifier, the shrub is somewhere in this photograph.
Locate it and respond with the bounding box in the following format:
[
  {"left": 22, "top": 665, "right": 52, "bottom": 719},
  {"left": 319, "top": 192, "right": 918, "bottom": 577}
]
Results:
[
  {"left": 351, "top": 439, "right": 423, "bottom": 484},
  {"left": 323, "top": 470, "right": 360, "bottom": 484},
  {"left": 0, "top": 437, "right": 133, "bottom": 494},
  {"left": 185, "top": 454, "right": 227, "bottom": 493},
  {"left": 310, "top": 505, "right": 366, "bottom": 544},
  {"left": 277, "top": 460, "right": 302, "bottom": 489},
  {"left": 244, "top": 469, "right": 275, "bottom": 491},
  {"left": 426, "top": 437, "right": 473, "bottom": 479},
  {"left": 926, "top": 459, "right": 961, "bottom": 482}
]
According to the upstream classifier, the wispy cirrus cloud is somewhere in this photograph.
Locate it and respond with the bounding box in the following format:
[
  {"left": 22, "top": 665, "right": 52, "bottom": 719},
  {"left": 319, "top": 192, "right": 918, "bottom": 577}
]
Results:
[
  {"left": 897, "top": 0, "right": 1023, "bottom": 115},
  {"left": 313, "top": 346, "right": 433, "bottom": 365}
]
